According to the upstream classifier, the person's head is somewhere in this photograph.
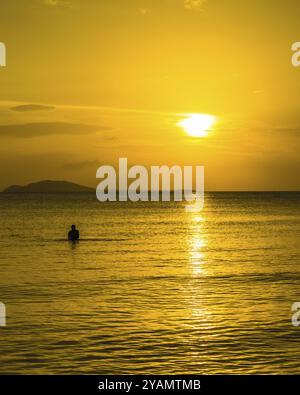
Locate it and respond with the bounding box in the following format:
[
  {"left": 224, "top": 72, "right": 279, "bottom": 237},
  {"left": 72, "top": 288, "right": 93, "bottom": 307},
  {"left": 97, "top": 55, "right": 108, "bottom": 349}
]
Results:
[{"left": 71, "top": 225, "right": 76, "bottom": 230}]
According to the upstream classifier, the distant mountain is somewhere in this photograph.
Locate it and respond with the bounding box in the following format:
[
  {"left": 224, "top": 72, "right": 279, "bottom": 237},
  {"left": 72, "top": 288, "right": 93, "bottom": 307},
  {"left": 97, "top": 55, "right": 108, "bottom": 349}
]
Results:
[{"left": 2, "top": 180, "right": 94, "bottom": 193}]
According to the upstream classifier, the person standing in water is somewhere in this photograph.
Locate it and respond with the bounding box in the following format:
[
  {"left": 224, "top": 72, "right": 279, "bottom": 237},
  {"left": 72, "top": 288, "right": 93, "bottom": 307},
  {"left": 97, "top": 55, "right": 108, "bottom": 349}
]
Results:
[{"left": 68, "top": 224, "right": 80, "bottom": 241}]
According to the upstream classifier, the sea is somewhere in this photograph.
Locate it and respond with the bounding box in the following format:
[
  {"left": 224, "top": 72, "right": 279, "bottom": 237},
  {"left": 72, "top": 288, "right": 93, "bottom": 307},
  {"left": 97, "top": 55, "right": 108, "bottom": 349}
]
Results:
[{"left": 0, "top": 192, "right": 299, "bottom": 374}]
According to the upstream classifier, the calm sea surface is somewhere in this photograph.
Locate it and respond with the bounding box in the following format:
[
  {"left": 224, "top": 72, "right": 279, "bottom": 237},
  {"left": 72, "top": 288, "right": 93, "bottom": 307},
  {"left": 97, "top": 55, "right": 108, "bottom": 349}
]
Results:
[{"left": 0, "top": 192, "right": 299, "bottom": 374}]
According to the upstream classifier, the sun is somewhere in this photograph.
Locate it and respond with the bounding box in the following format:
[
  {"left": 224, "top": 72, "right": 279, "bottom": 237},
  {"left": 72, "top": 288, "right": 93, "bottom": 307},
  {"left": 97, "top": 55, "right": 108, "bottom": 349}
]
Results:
[{"left": 178, "top": 114, "right": 216, "bottom": 138}]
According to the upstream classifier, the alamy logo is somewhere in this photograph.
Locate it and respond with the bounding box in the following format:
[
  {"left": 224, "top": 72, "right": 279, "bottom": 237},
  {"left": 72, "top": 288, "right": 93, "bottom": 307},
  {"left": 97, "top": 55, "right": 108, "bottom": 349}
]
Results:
[
  {"left": 0, "top": 302, "right": 6, "bottom": 327},
  {"left": 291, "top": 42, "right": 300, "bottom": 67},
  {"left": 291, "top": 302, "right": 300, "bottom": 327},
  {"left": 0, "top": 42, "right": 6, "bottom": 67},
  {"left": 96, "top": 158, "right": 204, "bottom": 212}
]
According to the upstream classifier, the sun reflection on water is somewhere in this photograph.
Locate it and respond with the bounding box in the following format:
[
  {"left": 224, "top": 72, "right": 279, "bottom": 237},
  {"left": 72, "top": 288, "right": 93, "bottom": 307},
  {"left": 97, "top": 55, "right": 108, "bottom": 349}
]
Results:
[
  {"left": 188, "top": 214, "right": 207, "bottom": 276},
  {"left": 182, "top": 211, "right": 214, "bottom": 338}
]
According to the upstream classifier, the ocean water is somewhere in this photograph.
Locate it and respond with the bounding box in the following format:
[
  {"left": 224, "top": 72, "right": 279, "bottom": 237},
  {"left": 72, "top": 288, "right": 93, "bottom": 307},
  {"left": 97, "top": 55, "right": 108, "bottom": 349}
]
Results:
[{"left": 0, "top": 192, "right": 299, "bottom": 374}]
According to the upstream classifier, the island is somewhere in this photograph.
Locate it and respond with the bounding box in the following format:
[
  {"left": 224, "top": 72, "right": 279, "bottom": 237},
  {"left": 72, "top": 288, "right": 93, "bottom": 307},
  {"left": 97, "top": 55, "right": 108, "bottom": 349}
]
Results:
[{"left": 2, "top": 180, "right": 95, "bottom": 193}]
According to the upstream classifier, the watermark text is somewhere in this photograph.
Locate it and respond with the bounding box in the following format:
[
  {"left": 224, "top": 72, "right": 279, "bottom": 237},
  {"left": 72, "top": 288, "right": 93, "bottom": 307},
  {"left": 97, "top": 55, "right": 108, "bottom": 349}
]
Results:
[
  {"left": 0, "top": 42, "right": 6, "bottom": 67},
  {"left": 96, "top": 158, "right": 204, "bottom": 212},
  {"left": 291, "top": 302, "right": 300, "bottom": 327},
  {"left": 0, "top": 302, "right": 6, "bottom": 327},
  {"left": 291, "top": 42, "right": 300, "bottom": 67}
]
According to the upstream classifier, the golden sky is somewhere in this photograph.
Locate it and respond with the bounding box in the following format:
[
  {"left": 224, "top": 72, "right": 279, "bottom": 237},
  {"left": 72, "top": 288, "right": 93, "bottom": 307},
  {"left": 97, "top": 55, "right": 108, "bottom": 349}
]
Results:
[{"left": 0, "top": 0, "right": 300, "bottom": 190}]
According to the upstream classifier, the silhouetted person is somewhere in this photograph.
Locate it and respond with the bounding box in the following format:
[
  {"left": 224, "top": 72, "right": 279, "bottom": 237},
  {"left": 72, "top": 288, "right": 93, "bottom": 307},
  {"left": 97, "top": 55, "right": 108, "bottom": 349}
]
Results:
[{"left": 68, "top": 224, "right": 79, "bottom": 241}]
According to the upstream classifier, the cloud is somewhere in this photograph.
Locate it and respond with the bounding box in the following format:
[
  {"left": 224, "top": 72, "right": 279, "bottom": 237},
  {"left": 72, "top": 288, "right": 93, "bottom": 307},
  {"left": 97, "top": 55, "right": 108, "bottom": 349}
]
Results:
[
  {"left": 139, "top": 8, "right": 151, "bottom": 16},
  {"left": 184, "top": 0, "right": 206, "bottom": 10},
  {"left": 10, "top": 104, "right": 56, "bottom": 112},
  {"left": 43, "top": 0, "right": 70, "bottom": 6},
  {"left": 0, "top": 122, "right": 107, "bottom": 138},
  {"left": 62, "top": 160, "right": 101, "bottom": 170}
]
